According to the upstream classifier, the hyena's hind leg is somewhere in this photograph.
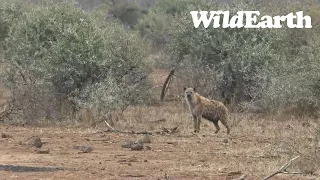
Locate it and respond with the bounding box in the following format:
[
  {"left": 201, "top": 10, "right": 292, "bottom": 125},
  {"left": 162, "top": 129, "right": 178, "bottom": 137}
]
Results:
[
  {"left": 213, "top": 121, "right": 220, "bottom": 134},
  {"left": 220, "top": 114, "right": 231, "bottom": 134}
]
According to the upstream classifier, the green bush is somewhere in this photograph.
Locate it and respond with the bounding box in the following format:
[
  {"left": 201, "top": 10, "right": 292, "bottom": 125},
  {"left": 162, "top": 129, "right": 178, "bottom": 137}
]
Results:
[
  {"left": 75, "top": 22, "right": 153, "bottom": 117},
  {"left": 135, "top": 0, "right": 207, "bottom": 47},
  {"left": 5, "top": 1, "right": 106, "bottom": 94},
  {"left": 3, "top": 0, "right": 152, "bottom": 122},
  {"left": 0, "top": 0, "right": 27, "bottom": 51},
  {"left": 153, "top": 0, "right": 320, "bottom": 115},
  {"left": 167, "top": 1, "right": 279, "bottom": 105},
  {"left": 107, "top": 1, "right": 146, "bottom": 28}
]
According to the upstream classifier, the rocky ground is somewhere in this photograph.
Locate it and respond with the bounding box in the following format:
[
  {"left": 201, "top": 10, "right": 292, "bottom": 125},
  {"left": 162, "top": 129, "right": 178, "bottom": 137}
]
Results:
[{"left": 0, "top": 116, "right": 319, "bottom": 180}]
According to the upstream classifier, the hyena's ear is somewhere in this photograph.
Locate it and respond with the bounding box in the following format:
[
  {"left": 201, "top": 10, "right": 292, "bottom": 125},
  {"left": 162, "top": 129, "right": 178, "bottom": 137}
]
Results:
[
  {"left": 183, "top": 87, "right": 187, "bottom": 91},
  {"left": 193, "top": 87, "right": 196, "bottom": 92}
]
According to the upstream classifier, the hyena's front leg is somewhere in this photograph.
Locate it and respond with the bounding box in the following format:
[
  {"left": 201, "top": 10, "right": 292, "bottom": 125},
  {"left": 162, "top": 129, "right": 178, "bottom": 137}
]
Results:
[
  {"left": 196, "top": 115, "right": 202, "bottom": 133},
  {"left": 192, "top": 114, "right": 198, "bottom": 133}
]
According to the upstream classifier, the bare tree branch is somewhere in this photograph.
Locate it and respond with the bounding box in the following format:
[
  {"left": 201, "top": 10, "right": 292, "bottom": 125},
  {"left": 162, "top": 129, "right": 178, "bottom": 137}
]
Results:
[
  {"left": 232, "top": 174, "right": 247, "bottom": 180},
  {"left": 160, "top": 69, "right": 175, "bottom": 101},
  {"left": 263, "top": 156, "right": 302, "bottom": 180}
]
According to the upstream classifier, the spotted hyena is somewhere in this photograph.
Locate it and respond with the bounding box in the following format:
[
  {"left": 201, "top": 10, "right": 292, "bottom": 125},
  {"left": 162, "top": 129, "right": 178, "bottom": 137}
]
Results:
[{"left": 184, "top": 87, "right": 230, "bottom": 134}]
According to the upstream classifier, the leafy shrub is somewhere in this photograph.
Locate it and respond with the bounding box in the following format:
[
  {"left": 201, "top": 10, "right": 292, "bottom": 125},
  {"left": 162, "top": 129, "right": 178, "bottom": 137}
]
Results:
[
  {"left": 154, "top": 0, "right": 320, "bottom": 115},
  {"left": 3, "top": 0, "right": 152, "bottom": 122},
  {"left": 135, "top": 0, "right": 204, "bottom": 47},
  {"left": 167, "top": 1, "right": 279, "bottom": 107},
  {"left": 107, "top": 1, "right": 146, "bottom": 28},
  {"left": 0, "top": 0, "right": 26, "bottom": 51}
]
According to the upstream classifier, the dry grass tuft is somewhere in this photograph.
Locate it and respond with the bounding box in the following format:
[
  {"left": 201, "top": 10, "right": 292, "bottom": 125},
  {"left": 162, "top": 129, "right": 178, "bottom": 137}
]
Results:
[{"left": 109, "top": 100, "right": 320, "bottom": 178}]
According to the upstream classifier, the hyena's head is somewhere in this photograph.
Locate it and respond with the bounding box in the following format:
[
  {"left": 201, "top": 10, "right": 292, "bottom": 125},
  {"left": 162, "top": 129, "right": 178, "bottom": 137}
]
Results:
[{"left": 184, "top": 87, "right": 196, "bottom": 102}]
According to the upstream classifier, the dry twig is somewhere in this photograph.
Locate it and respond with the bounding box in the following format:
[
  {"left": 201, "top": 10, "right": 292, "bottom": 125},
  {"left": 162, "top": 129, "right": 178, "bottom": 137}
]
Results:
[
  {"left": 232, "top": 174, "right": 247, "bottom": 180},
  {"left": 103, "top": 120, "right": 180, "bottom": 135},
  {"left": 104, "top": 120, "right": 116, "bottom": 131},
  {"left": 263, "top": 156, "right": 302, "bottom": 180}
]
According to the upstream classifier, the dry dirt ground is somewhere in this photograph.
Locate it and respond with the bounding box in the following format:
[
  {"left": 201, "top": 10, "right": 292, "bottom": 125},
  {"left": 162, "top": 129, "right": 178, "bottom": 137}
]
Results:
[{"left": 0, "top": 102, "right": 320, "bottom": 180}]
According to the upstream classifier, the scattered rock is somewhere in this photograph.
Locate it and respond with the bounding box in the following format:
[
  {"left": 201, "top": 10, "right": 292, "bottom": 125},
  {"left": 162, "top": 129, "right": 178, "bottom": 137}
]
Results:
[
  {"left": 135, "top": 134, "right": 151, "bottom": 144},
  {"left": 73, "top": 145, "right": 93, "bottom": 153},
  {"left": 1, "top": 133, "right": 12, "bottom": 138},
  {"left": 122, "top": 135, "right": 152, "bottom": 150},
  {"left": 285, "top": 124, "right": 292, "bottom": 129},
  {"left": 130, "top": 143, "right": 144, "bottom": 151},
  {"left": 223, "top": 139, "right": 228, "bottom": 143},
  {"left": 31, "top": 137, "right": 43, "bottom": 148},
  {"left": 121, "top": 141, "right": 135, "bottom": 149},
  {"left": 36, "top": 149, "right": 50, "bottom": 154},
  {"left": 302, "top": 122, "right": 311, "bottom": 127},
  {"left": 144, "top": 145, "right": 152, "bottom": 150}
]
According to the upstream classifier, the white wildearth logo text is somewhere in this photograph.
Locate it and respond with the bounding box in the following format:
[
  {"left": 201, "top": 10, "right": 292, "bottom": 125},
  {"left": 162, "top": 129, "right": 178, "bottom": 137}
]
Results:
[{"left": 190, "top": 11, "right": 312, "bottom": 28}]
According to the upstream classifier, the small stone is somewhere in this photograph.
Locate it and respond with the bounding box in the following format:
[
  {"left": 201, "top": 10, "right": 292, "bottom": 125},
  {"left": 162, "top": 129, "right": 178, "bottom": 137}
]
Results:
[
  {"left": 302, "top": 122, "right": 310, "bottom": 127},
  {"left": 73, "top": 145, "right": 93, "bottom": 153},
  {"left": 32, "top": 137, "right": 43, "bottom": 148},
  {"left": 144, "top": 145, "right": 151, "bottom": 150},
  {"left": 130, "top": 143, "right": 143, "bottom": 151},
  {"left": 36, "top": 148, "right": 50, "bottom": 154},
  {"left": 135, "top": 134, "right": 151, "bottom": 144},
  {"left": 1, "top": 133, "right": 12, "bottom": 138},
  {"left": 223, "top": 139, "right": 228, "bottom": 143},
  {"left": 121, "top": 141, "right": 135, "bottom": 148}
]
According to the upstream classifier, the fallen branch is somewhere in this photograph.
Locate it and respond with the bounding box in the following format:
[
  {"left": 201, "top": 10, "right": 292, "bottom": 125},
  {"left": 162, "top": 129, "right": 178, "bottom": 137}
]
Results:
[
  {"left": 103, "top": 120, "right": 180, "bottom": 135},
  {"left": 232, "top": 174, "right": 247, "bottom": 180},
  {"left": 157, "top": 123, "right": 181, "bottom": 134},
  {"left": 104, "top": 120, "right": 116, "bottom": 131},
  {"left": 104, "top": 120, "right": 148, "bottom": 134},
  {"left": 263, "top": 156, "right": 302, "bottom": 180}
]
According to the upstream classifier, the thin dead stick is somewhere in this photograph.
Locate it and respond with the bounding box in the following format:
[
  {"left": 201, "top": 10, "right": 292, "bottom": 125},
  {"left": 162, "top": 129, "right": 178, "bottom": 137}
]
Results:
[
  {"left": 263, "top": 156, "right": 302, "bottom": 180},
  {"left": 104, "top": 120, "right": 116, "bottom": 131},
  {"left": 103, "top": 120, "right": 180, "bottom": 135},
  {"left": 232, "top": 174, "right": 247, "bottom": 180}
]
